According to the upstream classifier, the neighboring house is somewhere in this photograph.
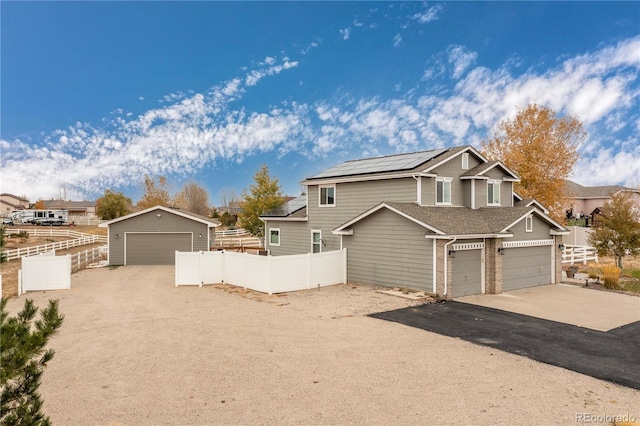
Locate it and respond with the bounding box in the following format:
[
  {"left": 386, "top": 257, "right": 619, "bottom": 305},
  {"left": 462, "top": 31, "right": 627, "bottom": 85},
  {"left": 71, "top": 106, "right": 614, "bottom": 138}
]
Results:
[
  {"left": 565, "top": 180, "right": 640, "bottom": 219},
  {"left": 42, "top": 199, "right": 98, "bottom": 217},
  {"left": 99, "top": 205, "right": 221, "bottom": 265},
  {"left": 261, "top": 145, "right": 568, "bottom": 298},
  {"left": 0, "top": 193, "right": 30, "bottom": 216}
]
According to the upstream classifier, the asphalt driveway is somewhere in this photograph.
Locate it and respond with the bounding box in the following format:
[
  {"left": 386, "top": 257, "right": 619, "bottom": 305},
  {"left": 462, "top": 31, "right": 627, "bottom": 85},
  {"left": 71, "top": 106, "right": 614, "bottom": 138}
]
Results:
[{"left": 370, "top": 301, "right": 640, "bottom": 390}]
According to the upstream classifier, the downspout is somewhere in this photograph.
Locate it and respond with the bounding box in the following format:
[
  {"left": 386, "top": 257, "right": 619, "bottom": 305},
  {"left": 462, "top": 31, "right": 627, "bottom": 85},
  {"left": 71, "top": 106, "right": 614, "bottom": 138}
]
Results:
[
  {"left": 443, "top": 237, "right": 457, "bottom": 297},
  {"left": 413, "top": 174, "right": 422, "bottom": 205}
]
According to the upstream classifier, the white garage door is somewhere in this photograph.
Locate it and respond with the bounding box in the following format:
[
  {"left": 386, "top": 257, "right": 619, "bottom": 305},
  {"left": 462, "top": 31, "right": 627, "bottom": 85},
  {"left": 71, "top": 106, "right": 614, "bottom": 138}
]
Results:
[
  {"left": 502, "top": 244, "right": 552, "bottom": 291},
  {"left": 126, "top": 233, "right": 192, "bottom": 265}
]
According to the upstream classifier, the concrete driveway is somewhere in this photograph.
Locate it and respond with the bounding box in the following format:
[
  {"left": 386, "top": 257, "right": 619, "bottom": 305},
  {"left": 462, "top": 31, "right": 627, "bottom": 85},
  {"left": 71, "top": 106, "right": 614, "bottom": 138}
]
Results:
[{"left": 456, "top": 284, "right": 640, "bottom": 332}]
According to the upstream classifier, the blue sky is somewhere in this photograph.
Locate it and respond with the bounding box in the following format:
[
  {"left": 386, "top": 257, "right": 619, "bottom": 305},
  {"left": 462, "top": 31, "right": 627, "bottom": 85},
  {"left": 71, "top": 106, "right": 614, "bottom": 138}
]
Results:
[{"left": 1, "top": 2, "right": 639, "bottom": 205}]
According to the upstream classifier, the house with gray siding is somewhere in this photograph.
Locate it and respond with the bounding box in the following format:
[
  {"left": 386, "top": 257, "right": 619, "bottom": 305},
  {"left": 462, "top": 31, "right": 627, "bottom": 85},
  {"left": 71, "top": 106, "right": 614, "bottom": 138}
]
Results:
[
  {"left": 261, "top": 145, "right": 568, "bottom": 298},
  {"left": 100, "top": 206, "right": 220, "bottom": 265}
]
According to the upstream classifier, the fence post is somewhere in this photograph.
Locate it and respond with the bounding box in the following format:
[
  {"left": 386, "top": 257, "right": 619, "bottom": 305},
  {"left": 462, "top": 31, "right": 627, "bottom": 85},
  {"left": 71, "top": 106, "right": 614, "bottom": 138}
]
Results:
[{"left": 342, "top": 248, "right": 347, "bottom": 284}]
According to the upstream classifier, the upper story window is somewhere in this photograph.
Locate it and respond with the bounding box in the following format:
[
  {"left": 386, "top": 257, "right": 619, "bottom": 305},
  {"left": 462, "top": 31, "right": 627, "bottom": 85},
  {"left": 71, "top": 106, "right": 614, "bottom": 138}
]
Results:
[
  {"left": 487, "top": 180, "right": 501, "bottom": 206},
  {"left": 319, "top": 185, "right": 336, "bottom": 207},
  {"left": 436, "top": 178, "right": 452, "bottom": 205},
  {"left": 269, "top": 228, "right": 280, "bottom": 246},
  {"left": 461, "top": 153, "right": 469, "bottom": 170},
  {"left": 525, "top": 215, "right": 533, "bottom": 232}
]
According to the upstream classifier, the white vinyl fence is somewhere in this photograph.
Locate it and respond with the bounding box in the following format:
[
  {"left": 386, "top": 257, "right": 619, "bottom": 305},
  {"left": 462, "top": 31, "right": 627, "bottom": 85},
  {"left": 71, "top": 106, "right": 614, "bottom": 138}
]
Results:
[
  {"left": 176, "top": 249, "right": 347, "bottom": 294},
  {"left": 20, "top": 253, "right": 71, "bottom": 294},
  {"left": 562, "top": 244, "right": 599, "bottom": 265}
]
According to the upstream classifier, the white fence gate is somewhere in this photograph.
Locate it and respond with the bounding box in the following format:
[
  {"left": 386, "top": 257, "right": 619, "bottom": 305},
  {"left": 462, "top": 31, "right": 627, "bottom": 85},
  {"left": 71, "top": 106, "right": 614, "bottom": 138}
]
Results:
[
  {"left": 175, "top": 249, "right": 347, "bottom": 294},
  {"left": 20, "top": 253, "right": 71, "bottom": 294}
]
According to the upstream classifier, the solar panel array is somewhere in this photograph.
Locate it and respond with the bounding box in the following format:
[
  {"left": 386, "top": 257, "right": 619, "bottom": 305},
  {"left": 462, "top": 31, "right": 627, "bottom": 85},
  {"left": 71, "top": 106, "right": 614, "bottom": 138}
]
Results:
[
  {"left": 310, "top": 148, "right": 447, "bottom": 179},
  {"left": 263, "top": 196, "right": 307, "bottom": 217}
]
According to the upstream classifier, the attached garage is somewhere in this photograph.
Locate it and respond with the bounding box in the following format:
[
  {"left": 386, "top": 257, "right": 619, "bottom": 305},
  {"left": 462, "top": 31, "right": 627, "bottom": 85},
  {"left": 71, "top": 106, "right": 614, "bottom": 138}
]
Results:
[
  {"left": 451, "top": 243, "right": 484, "bottom": 297},
  {"left": 502, "top": 241, "right": 553, "bottom": 291},
  {"left": 100, "top": 206, "right": 221, "bottom": 266}
]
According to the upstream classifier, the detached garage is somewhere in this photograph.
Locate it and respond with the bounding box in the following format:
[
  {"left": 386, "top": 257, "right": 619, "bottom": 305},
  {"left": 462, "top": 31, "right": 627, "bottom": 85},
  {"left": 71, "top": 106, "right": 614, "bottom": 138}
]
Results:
[{"left": 100, "top": 206, "right": 221, "bottom": 265}]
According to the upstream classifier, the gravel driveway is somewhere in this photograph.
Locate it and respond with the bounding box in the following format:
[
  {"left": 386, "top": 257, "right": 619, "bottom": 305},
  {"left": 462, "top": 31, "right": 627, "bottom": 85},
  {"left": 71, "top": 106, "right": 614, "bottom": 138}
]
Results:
[{"left": 6, "top": 266, "right": 639, "bottom": 425}]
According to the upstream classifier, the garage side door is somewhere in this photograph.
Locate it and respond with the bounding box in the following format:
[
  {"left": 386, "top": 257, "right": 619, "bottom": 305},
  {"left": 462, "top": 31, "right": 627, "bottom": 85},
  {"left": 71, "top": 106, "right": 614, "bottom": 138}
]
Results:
[
  {"left": 452, "top": 249, "right": 483, "bottom": 297},
  {"left": 126, "top": 233, "right": 192, "bottom": 265},
  {"left": 502, "top": 245, "right": 552, "bottom": 291}
]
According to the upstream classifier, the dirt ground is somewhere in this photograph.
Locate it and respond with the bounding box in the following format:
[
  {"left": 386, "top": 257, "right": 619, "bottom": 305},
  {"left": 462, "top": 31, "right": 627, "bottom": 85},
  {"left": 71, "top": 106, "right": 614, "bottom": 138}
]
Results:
[{"left": 5, "top": 265, "right": 639, "bottom": 426}]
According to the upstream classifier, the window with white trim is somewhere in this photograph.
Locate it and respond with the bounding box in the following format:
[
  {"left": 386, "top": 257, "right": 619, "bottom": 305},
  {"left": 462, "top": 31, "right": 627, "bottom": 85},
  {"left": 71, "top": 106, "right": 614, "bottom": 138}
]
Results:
[
  {"left": 487, "top": 180, "right": 501, "bottom": 206},
  {"left": 319, "top": 185, "right": 335, "bottom": 207},
  {"left": 525, "top": 215, "right": 533, "bottom": 232},
  {"left": 311, "top": 230, "right": 322, "bottom": 253},
  {"left": 461, "top": 153, "right": 469, "bottom": 170},
  {"left": 436, "top": 178, "right": 452, "bottom": 205},
  {"left": 269, "top": 228, "right": 280, "bottom": 246}
]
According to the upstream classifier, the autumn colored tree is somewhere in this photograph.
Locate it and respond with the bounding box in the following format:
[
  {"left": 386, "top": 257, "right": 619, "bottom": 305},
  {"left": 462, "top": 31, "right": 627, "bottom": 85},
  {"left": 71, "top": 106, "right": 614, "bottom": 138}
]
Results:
[
  {"left": 482, "top": 103, "right": 586, "bottom": 221},
  {"left": 174, "top": 182, "right": 210, "bottom": 216},
  {"left": 96, "top": 190, "right": 132, "bottom": 220},
  {"left": 588, "top": 192, "right": 640, "bottom": 269},
  {"left": 238, "top": 165, "right": 284, "bottom": 238},
  {"left": 33, "top": 200, "right": 45, "bottom": 210},
  {"left": 137, "top": 176, "right": 172, "bottom": 209}
]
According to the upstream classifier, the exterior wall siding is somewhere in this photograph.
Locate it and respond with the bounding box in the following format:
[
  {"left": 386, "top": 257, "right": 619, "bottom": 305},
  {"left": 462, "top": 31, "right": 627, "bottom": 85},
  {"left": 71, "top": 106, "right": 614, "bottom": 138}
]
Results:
[
  {"left": 431, "top": 160, "right": 465, "bottom": 206},
  {"left": 265, "top": 220, "right": 311, "bottom": 256},
  {"left": 343, "top": 209, "right": 433, "bottom": 292},
  {"left": 109, "top": 209, "right": 209, "bottom": 265},
  {"left": 306, "top": 178, "right": 417, "bottom": 254},
  {"left": 420, "top": 176, "right": 435, "bottom": 206},
  {"left": 506, "top": 214, "right": 551, "bottom": 240}
]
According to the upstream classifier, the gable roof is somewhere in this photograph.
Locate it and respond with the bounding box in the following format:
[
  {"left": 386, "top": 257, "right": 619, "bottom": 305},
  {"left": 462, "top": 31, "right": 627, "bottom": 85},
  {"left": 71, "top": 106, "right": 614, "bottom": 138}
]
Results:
[
  {"left": 566, "top": 180, "right": 637, "bottom": 199},
  {"left": 460, "top": 160, "right": 520, "bottom": 181},
  {"left": 333, "top": 202, "right": 567, "bottom": 237},
  {"left": 0, "top": 193, "right": 30, "bottom": 202},
  {"left": 42, "top": 200, "right": 96, "bottom": 210},
  {"left": 301, "top": 145, "right": 484, "bottom": 185},
  {"left": 514, "top": 197, "right": 549, "bottom": 214},
  {"left": 99, "top": 205, "right": 221, "bottom": 228}
]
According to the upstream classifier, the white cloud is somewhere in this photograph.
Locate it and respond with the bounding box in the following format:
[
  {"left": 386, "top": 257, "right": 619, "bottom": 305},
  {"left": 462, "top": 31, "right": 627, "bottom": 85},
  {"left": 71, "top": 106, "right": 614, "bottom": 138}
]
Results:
[
  {"left": 339, "top": 28, "right": 351, "bottom": 40},
  {"left": 393, "top": 33, "right": 402, "bottom": 47},
  {"left": 2, "top": 37, "right": 639, "bottom": 200},
  {"left": 411, "top": 4, "right": 443, "bottom": 24}
]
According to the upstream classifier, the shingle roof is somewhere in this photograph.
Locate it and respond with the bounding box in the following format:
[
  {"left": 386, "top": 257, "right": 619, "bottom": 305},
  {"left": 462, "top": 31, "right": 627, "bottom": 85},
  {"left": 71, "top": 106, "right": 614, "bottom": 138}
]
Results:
[
  {"left": 566, "top": 180, "right": 634, "bottom": 199},
  {"left": 385, "top": 203, "right": 535, "bottom": 235}
]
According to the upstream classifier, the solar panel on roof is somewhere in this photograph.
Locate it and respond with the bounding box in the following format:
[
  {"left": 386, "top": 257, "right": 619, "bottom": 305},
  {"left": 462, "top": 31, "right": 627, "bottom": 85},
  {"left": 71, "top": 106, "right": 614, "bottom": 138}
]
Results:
[{"left": 309, "top": 148, "right": 447, "bottom": 179}]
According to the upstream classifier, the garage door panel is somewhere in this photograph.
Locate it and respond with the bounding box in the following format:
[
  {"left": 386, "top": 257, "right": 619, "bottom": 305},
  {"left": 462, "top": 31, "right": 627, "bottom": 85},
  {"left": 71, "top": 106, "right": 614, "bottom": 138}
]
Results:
[
  {"left": 503, "top": 246, "right": 551, "bottom": 291},
  {"left": 452, "top": 249, "right": 482, "bottom": 297},
  {"left": 126, "top": 233, "right": 192, "bottom": 265}
]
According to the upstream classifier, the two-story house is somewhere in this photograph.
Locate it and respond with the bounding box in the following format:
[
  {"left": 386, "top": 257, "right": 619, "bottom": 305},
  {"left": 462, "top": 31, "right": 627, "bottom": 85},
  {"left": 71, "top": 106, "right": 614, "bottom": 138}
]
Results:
[
  {"left": 261, "top": 145, "right": 568, "bottom": 298},
  {"left": 0, "top": 193, "right": 30, "bottom": 217}
]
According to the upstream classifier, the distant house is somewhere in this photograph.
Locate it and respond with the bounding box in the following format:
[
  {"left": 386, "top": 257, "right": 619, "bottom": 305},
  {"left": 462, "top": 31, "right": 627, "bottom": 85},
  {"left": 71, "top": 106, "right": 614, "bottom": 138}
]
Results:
[
  {"left": 42, "top": 199, "right": 97, "bottom": 218},
  {"left": 565, "top": 180, "right": 640, "bottom": 219},
  {"left": 0, "top": 193, "right": 30, "bottom": 216},
  {"left": 261, "top": 146, "right": 568, "bottom": 298}
]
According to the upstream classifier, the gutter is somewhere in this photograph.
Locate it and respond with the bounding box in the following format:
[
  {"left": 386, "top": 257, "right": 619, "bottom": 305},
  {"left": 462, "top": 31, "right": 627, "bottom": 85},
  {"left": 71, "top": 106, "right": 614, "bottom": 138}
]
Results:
[{"left": 443, "top": 237, "right": 457, "bottom": 297}]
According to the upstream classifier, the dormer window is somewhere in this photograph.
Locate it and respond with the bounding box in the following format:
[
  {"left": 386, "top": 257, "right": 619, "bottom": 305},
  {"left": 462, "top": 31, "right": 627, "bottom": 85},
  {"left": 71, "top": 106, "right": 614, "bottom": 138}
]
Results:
[
  {"left": 436, "top": 178, "right": 452, "bottom": 205},
  {"left": 461, "top": 153, "right": 469, "bottom": 170},
  {"left": 319, "top": 185, "right": 335, "bottom": 207},
  {"left": 487, "top": 180, "right": 501, "bottom": 206}
]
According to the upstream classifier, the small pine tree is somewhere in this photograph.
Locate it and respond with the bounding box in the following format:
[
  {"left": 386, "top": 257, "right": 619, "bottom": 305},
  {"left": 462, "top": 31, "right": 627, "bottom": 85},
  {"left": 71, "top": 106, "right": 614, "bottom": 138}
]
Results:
[
  {"left": 1, "top": 298, "right": 65, "bottom": 425},
  {"left": 238, "top": 165, "right": 284, "bottom": 238}
]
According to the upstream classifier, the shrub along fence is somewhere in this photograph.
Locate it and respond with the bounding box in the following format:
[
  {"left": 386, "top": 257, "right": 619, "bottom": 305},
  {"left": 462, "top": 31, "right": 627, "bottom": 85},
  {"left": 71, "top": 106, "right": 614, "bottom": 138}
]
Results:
[{"left": 175, "top": 249, "right": 347, "bottom": 294}]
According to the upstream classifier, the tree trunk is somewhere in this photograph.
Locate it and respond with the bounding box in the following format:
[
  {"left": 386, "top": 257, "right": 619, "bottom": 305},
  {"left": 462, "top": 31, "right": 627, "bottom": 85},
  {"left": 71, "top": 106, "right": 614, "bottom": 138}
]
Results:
[{"left": 615, "top": 254, "right": 623, "bottom": 269}]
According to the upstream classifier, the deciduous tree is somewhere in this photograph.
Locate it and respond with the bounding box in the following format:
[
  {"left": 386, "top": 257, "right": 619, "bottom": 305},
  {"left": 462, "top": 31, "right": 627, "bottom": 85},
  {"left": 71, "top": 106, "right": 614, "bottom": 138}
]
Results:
[
  {"left": 238, "top": 165, "right": 284, "bottom": 237},
  {"left": 174, "top": 182, "right": 210, "bottom": 216},
  {"left": 96, "top": 189, "right": 132, "bottom": 220},
  {"left": 1, "top": 298, "right": 64, "bottom": 425},
  {"left": 137, "top": 175, "right": 172, "bottom": 209},
  {"left": 482, "top": 103, "right": 586, "bottom": 221},
  {"left": 33, "top": 200, "right": 45, "bottom": 210},
  {"left": 588, "top": 191, "right": 640, "bottom": 269}
]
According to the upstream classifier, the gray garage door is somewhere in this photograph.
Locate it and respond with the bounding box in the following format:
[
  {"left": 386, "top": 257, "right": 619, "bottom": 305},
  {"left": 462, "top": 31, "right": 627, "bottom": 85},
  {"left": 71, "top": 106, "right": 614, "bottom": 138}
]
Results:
[
  {"left": 452, "top": 249, "right": 483, "bottom": 297},
  {"left": 126, "top": 233, "right": 192, "bottom": 265},
  {"left": 502, "top": 245, "right": 552, "bottom": 291}
]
